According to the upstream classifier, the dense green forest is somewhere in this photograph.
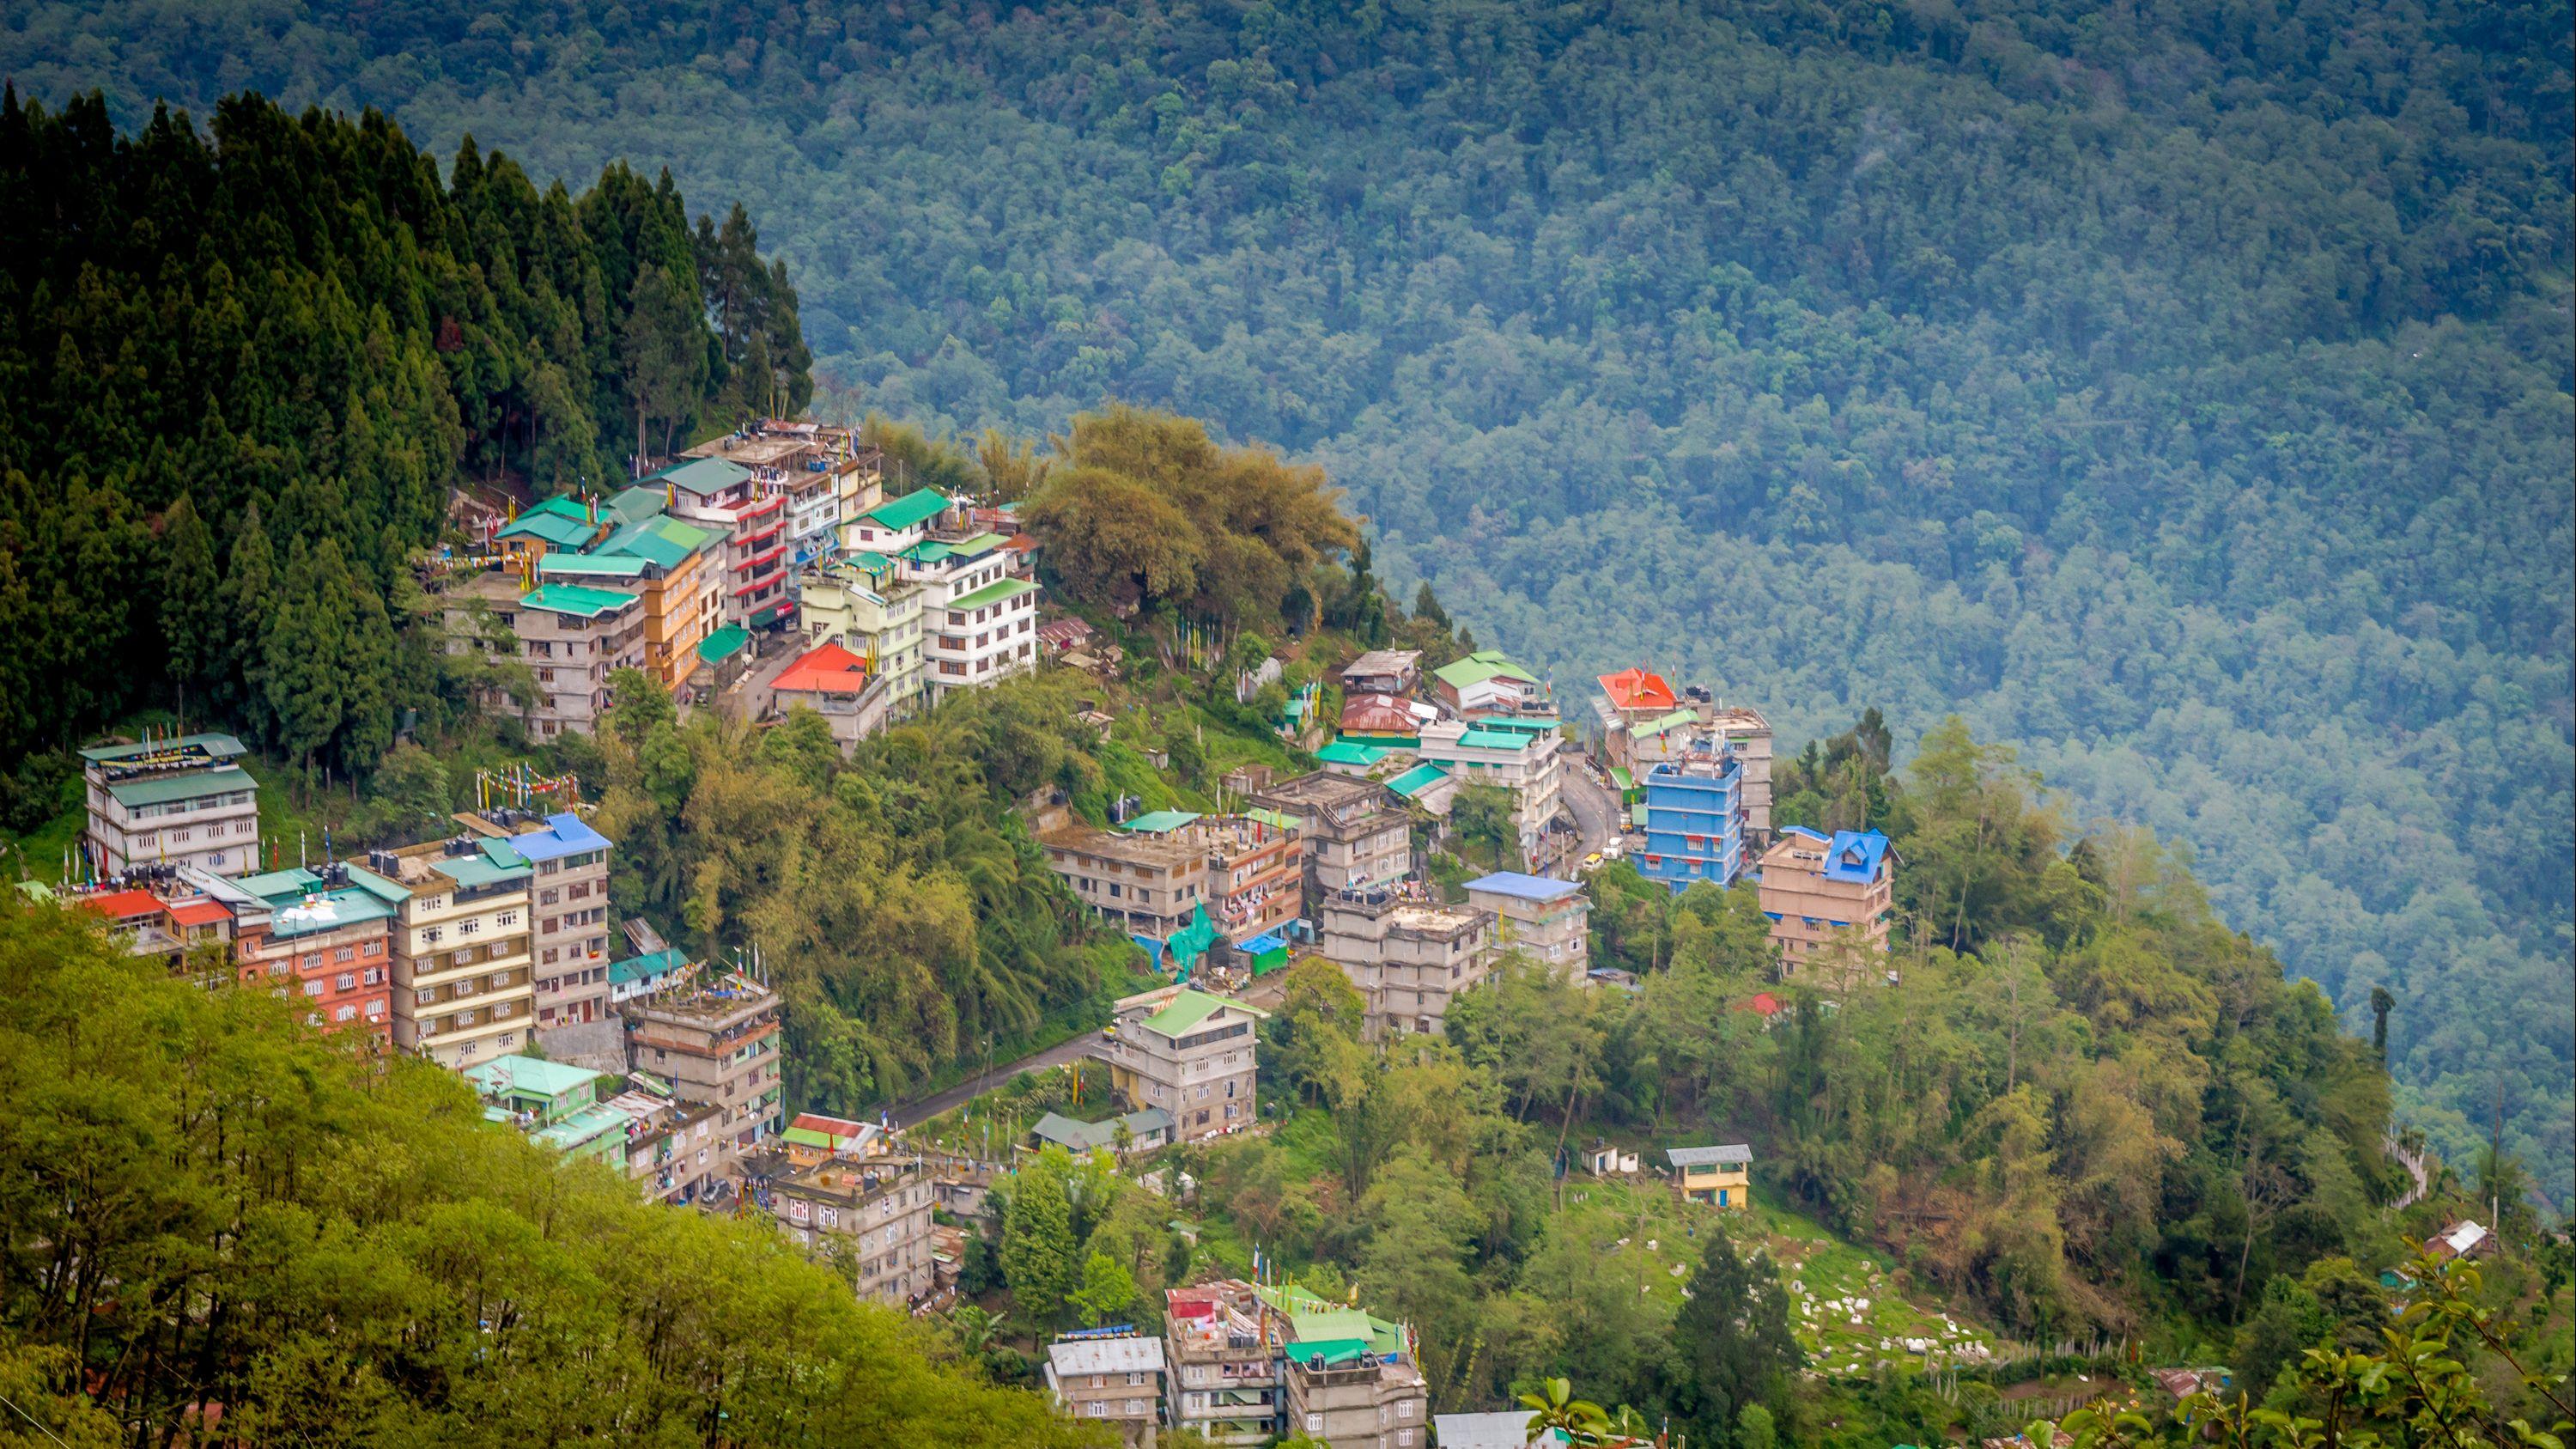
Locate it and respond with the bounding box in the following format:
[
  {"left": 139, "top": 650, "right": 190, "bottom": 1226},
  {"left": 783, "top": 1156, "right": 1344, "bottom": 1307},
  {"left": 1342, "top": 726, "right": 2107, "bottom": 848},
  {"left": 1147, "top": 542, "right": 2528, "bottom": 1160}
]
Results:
[
  {"left": 0, "top": 904, "right": 1105, "bottom": 1447},
  {"left": 0, "top": 88, "right": 809, "bottom": 789},
  {"left": 6, "top": 0, "right": 2559, "bottom": 1197}
]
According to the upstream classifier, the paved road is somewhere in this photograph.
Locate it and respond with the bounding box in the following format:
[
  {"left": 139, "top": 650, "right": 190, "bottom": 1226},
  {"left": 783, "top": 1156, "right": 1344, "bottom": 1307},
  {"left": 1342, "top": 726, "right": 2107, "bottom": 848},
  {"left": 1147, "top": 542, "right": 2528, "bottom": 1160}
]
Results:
[
  {"left": 1559, "top": 757, "right": 1625, "bottom": 858},
  {"left": 879, "top": 1031, "right": 1100, "bottom": 1131}
]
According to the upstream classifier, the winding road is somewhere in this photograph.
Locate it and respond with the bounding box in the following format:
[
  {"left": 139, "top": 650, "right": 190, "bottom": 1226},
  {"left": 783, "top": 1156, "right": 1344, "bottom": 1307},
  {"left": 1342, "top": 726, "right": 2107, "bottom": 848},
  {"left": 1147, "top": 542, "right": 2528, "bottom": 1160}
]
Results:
[{"left": 1559, "top": 757, "right": 1627, "bottom": 859}]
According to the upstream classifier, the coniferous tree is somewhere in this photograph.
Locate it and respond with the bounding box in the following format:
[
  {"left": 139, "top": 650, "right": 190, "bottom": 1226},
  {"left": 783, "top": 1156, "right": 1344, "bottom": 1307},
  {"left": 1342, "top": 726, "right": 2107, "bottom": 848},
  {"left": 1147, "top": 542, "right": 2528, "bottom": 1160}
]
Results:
[{"left": 158, "top": 493, "right": 220, "bottom": 721}]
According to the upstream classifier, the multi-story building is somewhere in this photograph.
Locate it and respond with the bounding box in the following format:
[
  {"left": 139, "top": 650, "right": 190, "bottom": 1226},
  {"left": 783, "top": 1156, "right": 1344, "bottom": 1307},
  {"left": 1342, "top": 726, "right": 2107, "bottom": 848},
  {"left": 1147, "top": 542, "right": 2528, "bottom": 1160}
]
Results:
[
  {"left": 1098, "top": 987, "right": 1264, "bottom": 1142},
  {"left": 1667, "top": 1143, "right": 1753, "bottom": 1209},
  {"left": 842, "top": 484, "right": 950, "bottom": 557},
  {"left": 458, "top": 812, "right": 619, "bottom": 1029},
  {"left": 1756, "top": 826, "right": 1894, "bottom": 983},
  {"left": 1164, "top": 1282, "right": 1285, "bottom": 1446},
  {"left": 1462, "top": 871, "right": 1590, "bottom": 978},
  {"left": 683, "top": 422, "right": 886, "bottom": 575},
  {"left": 491, "top": 493, "right": 611, "bottom": 564},
  {"left": 1416, "top": 720, "right": 1564, "bottom": 866},
  {"left": 1637, "top": 749, "right": 1744, "bottom": 893},
  {"left": 796, "top": 556, "right": 927, "bottom": 715},
  {"left": 617, "top": 1087, "right": 731, "bottom": 1207},
  {"left": 1040, "top": 819, "right": 1212, "bottom": 941},
  {"left": 1258, "top": 1283, "right": 1431, "bottom": 1449},
  {"left": 769, "top": 1156, "right": 939, "bottom": 1306},
  {"left": 904, "top": 533, "right": 1039, "bottom": 701},
  {"left": 1198, "top": 813, "right": 1304, "bottom": 943},
  {"left": 79, "top": 733, "right": 260, "bottom": 877},
  {"left": 1251, "top": 773, "right": 1413, "bottom": 911},
  {"left": 654, "top": 455, "right": 796, "bottom": 631},
  {"left": 584, "top": 511, "right": 726, "bottom": 694},
  {"left": 440, "top": 574, "right": 647, "bottom": 740},
  {"left": 376, "top": 837, "right": 537, "bottom": 1068},
  {"left": 624, "top": 970, "right": 784, "bottom": 1172},
  {"left": 1627, "top": 697, "right": 1774, "bottom": 841},
  {"left": 1316, "top": 887, "right": 1494, "bottom": 1041},
  {"left": 1045, "top": 1333, "right": 1168, "bottom": 1447},
  {"left": 766, "top": 642, "right": 892, "bottom": 752},
  {"left": 226, "top": 862, "right": 399, "bottom": 1043},
  {"left": 1429, "top": 649, "right": 1546, "bottom": 717}
]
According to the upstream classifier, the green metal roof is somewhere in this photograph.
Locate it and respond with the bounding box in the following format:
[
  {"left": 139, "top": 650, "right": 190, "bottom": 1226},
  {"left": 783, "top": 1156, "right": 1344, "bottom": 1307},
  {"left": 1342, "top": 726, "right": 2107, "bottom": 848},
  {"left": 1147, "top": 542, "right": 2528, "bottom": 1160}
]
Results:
[
  {"left": 1609, "top": 766, "right": 1637, "bottom": 791},
  {"left": 696, "top": 625, "right": 750, "bottom": 665},
  {"left": 948, "top": 532, "right": 1008, "bottom": 557},
  {"left": 465, "top": 1053, "right": 605, "bottom": 1100},
  {"left": 1138, "top": 988, "right": 1261, "bottom": 1038},
  {"left": 495, "top": 496, "right": 601, "bottom": 548},
  {"left": 529, "top": 1102, "right": 632, "bottom": 1154},
  {"left": 653, "top": 456, "right": 753, "bottom": 497},
  {"left": 601, "top": 515, "right": 716, "bottom": 569},
  {"left": 79, "top": 732, "right": 247, "bottom": 764},
  {"left": 519, "top": 584, "right": 636, "bottom": 618},
  {"left": 862, "top": 487, "right": 949, "bottom": 531},
  {"left": 947, "top": 577, "right": 1039, "bottom": 610},
  {"left": 104, "top": 764, "right": 252, "bottom": 808},
  {"left": 609, "top": 947, "right": 687, "bottom": 986},
  {"left": 1451, "top": 727, "right": 1540, "bottom": 752},
  {"left": 1315, "top": 740, "right": 1386, "bottom": 766},
  {"left": 605, "top": 485, "right": 671, "bottom": 524},
  {"left": 1245, "top": 807, "right": 1302, "bottom": 831},
  {"left": 436, "top": 848, "right": 531, "bottom": 889},
  {"left": 1119, "top": 809, "right": 1201, "bottom": 834},
  {"left": 1386, "top": 763, "right": 1452, "bottom": 797},
  {"left": 1432, "top": 650, "right": 1540, "bottom": 689},
  {"left": 1633, "top": 708, "right": 1700, "bottom": 740},
  {"left": 537, "top": 553, "right": 649, "bottom": 579},
  {"left": 781, "top": 1126, "right": 836, "bottom": 1149}
]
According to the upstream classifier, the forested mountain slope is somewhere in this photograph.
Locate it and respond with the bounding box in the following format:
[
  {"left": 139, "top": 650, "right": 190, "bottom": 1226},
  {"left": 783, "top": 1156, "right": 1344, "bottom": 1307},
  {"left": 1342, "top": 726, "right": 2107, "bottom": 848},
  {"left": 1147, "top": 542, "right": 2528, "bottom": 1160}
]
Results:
[{"left": 3, "top": 1, "right": 2569, "bottom": 1195}]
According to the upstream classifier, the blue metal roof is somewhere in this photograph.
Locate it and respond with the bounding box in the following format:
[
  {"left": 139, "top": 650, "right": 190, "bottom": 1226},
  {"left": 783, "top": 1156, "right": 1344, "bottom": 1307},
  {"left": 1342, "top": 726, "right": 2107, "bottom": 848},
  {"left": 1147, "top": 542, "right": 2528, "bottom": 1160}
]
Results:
[
  {"left": 507, "top": 813, "right": 614, "bottom": 861},
  {"left": 1463, "top": 870, "right": 1583, "bottom": 903},
  {"left": 1823, "top": 829, "right": 1890, "bottom": 884}
]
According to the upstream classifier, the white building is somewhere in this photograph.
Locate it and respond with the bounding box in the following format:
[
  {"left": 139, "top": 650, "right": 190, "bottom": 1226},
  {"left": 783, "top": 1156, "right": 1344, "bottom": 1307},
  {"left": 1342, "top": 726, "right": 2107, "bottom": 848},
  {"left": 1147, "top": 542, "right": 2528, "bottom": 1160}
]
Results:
[
  {"left": 80, "top": 733, "right": 261, "bottom": 878},
  {"left": 1417, "top": 720, "right": 1564, "bottom": 866}
]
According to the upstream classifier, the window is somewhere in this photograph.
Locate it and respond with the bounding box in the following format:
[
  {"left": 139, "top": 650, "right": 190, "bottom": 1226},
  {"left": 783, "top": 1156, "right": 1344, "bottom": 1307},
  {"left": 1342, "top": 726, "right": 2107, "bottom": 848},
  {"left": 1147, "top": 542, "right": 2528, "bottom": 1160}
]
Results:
[
  {"left": 302, "top": 979, "right": 325, "bottom": 997},
  {"left": 495, "top": 911, "right": 519, "bottom": 927},
  {"left": 364, "top": 967, "right": 383, "bottom": 985},
  {"left": 458, "top": 920, "right": 479, "bottom": 936},
  {"left": 334, "top": 1004, "right": 357, "bottom": 1023},
  {"left": 335, "top": 972, "right": 355, "bottom": 990}
]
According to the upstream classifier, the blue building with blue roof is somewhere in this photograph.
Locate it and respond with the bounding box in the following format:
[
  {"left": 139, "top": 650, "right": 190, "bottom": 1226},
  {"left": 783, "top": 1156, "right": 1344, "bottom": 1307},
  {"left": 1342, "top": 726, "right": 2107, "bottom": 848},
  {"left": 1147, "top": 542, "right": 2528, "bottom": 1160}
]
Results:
[{"left": 1637, "top": 752, "right": 1744, "bottom": 893}]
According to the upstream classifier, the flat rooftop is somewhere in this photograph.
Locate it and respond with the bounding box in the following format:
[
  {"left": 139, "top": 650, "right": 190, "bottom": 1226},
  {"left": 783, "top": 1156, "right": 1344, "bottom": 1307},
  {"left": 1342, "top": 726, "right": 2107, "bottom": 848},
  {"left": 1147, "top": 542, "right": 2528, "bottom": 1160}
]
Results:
[
  {"left": 1255, "top": 770, "right": 1391, "bottom": 810},
  {"left": 1042, "top": 823, "right": 1202, "bottom": 870}
]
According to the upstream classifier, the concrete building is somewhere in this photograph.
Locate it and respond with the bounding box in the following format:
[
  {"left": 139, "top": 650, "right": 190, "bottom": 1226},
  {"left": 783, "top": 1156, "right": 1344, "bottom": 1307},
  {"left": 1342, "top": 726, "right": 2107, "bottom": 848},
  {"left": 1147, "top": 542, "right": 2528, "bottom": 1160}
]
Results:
[
  {"left": 460, "top": 812, "right": 618, "bottom": 1029},
  {"left": 1030, "top": 1107, "right": 1175, "bottom": 1156},
  {"left": 226, "top": 863, "right": 399, "bottom": 1044},
  {"left": 1637, "top": 749, "right": 1745, "bottom": 893},
  {"left": 1164, "top": 1282, "right": 1285, "bottom": 1446},
  {"left": 769, "top": 1156, "right": 939, "bottom": 1306},
  {"left": 923, "top": 566, "right": 1039, "bottom": 701},
  {"left": 79, "top": 733, "right": 260, "bottom": 877},
  {"left": 1251, "top": 773, "right": 1413, "bottom": 910},
  {"left": 1045, "top": 1332, "right": 1168, "bottom": 1446},
  {"left": 482, "top": 492, "right": 726, "bottom": 702},
  {"left": 1040, "top": 819, "right": 1212, "bottom": 941},
  {"left": 1668, "top": 1143, "right": 1753, "bottom": 1209},
  {"left": 1626, "top": 697, "right": 1774, "bottom": 840},
  {"left": 843, "top": 484, "right": 950, "bottom": 559},
  {"left": 653, "top": 455, "right": 798, "bottom": 631},
  {"left": 440, "top": 573, "right": 647, "bottom": 740},
  {"left": 1416, "top": 720, "right": 1564, "bottom": 867},
  {"left": 766, "top": 641, "right": 893, "bottom": 751},
  {"left": 1429, "top": 649, "right": 1546, "bottom": 717},
  {"left": 1463, "top": 872, "right": 1590, "bottom": 978},
  {"left": 1099, "top": 987, "right": 1265, "bottom": 1142},
  {"left": 684, "top": 420, "right": 885, "bottom": 577},
  {"left": 795, "top": 556, "right": 927, "bottom": 716},
  {"left": 1260, "top": 1283, "right": 1431, "bottom": 1449},
  {"left": 1200, "top": 813, "right": 1304, "bottom": 943},
  {"left": 617, "top": 1088, "right": 732, "bottom": 1207},
  {"left": 624, "top": 970, "right": 785, "bottom": 1172},
  {"left": 376, "top": 836, "right": 538, "bottom": 1068},
  {"left": 1316, "top": 886, "right": 1495, "bottom": 1041},
  {"left": 1756, "top": 827, "right": 1893, "bottom": 983}
]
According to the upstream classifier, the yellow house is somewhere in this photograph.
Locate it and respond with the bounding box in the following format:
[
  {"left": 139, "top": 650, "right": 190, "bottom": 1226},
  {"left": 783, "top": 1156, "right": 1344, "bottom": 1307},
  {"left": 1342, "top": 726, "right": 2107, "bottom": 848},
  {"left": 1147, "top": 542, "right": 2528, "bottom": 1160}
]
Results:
[{"left": 1668, "top": 1143, "right": 1752, "bottom": 1209}]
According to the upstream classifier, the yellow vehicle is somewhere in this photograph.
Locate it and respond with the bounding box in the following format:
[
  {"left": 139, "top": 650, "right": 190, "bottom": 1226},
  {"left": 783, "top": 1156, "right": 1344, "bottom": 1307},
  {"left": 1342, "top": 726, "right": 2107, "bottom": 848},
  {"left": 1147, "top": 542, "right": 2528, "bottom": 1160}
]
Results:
[{"left": 1581, "top": 851, "right": 1604, "bottom": 872}]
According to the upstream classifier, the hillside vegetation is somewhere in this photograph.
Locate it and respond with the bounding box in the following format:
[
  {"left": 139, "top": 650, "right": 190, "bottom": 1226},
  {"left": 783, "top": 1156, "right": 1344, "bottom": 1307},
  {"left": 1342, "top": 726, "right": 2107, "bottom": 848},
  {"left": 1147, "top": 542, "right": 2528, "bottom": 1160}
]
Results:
[
  {"left": 6, "top": 0, "right": 2561, "bottom": 1196},
  {"left": 0, "top": 904, "right": 1103, "bottom": 1447}
]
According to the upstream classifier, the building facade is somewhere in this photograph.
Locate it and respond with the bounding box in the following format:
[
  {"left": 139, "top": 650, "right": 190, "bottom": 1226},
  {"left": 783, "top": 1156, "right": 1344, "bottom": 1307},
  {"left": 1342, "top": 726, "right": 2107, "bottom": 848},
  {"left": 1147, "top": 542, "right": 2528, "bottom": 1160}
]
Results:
[
  {"left": 379, "top": 837, "right": 538, "bottom": 1068},
  {"left": 1756, "top": 826, "right": 1893, "bottom": 983},
  {"left": 473, "top": 812, "right": 618, "bottom": 1028},
  {"left": 1316, "top": 888, "right": 1495, "bottom": 1041},
  {"left": 1251, "top": 773, "right": 1413, "bottom": 910},
  {"left": 1638, "top": 750, "right": 1745, "bottom": 892},
  {"left": 1429, "top": 650, "right": 1546, "bottom": 717},
  {"left": 1261, "top": 1284, "right": 1431, "bottom": 1449},
  {"left": 1668, "top": 1143, "right": 1753, "bottom": 1209},
  {"left": 227, "top": 863, "right": 398, "bottom": 1044},
  {"left": 1415, "top": 721, "right": 1564, "bottom": 866},
  {"left": 1040, "top": 822, "right": 1212, "bottom": 941},
  {"left": 766, "top": 642, "right": 893, "bottom": 752},
  {"left": 624, "top": 971, "right": 785, "bottom": 1171},
  {"left": 80, "top": 733, "right": 260, "bottom": 877},
  {"left": 1164, "top": 1282, "right": 1285, "bottom": 1446},
  {"left": 1045, "top": 1333, "right": 1168, "bottom": 1447},
  {"left": 769, "top": 1158, "right": 939, "bottom": 1306},
  {"left": 1462, "top": 872, "right": 1590, "bottom": 977},
  {"left": 656, "top": 455, "right": 797, "bottom": 630},
  {"left": 1099, "top": 988, "right": 1264, "bottom": 1142},
  {"left": 440, "top": 574, "right": 647, "bottom": 740}
]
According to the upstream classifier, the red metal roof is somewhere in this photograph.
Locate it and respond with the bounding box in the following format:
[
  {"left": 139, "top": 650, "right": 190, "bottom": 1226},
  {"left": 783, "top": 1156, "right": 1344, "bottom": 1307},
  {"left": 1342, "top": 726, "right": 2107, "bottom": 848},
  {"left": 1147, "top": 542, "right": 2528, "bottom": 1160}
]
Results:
[
  {"left": 1735, "top": 991, "right": 1783, "bottom": 1017},
  {"left": 1340, "top": 692, "right": 1418, "bottom": 734},
  {"left": 771, "top": 642, "right": 871, "bottom": 695},
  {"left": 1598, "top": 667, "right": 1677, "bottom": 712},
  {"left": 80, "top": 889, "right": 166, "bottom": 921},
  {"left": 166, "top": 898, "right": 233, "bottom": 928}
]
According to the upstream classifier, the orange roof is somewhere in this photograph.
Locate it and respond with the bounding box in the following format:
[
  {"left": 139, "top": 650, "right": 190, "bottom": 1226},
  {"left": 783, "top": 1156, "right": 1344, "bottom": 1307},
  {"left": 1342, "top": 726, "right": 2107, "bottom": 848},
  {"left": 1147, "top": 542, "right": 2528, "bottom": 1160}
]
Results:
[
  {"left": 1735, "top": 991, "right": 1783, "bottom": 1017},
  {"left": 166, "top": 898, "right": 232, "bottom": 928},
  {"left": 80, "top": 889, "right": 166, "bottom": 921},
  {"left": 1598, "top": 667, "right": 1677, "bottom": 712},
  {"left": 771, "top": 642, "right": 870, "bottom": 695},
  {"left": 1000, "top": 533, "right": 1041, "bottom": 552}
]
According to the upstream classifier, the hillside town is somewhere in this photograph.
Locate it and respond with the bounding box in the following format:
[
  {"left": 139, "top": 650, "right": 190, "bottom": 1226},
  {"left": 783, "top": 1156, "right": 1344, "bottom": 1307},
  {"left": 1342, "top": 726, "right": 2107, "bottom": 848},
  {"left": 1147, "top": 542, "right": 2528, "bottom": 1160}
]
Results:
[{"left": 30, "top": 419, "right": 2508, "bottom": 1449}]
